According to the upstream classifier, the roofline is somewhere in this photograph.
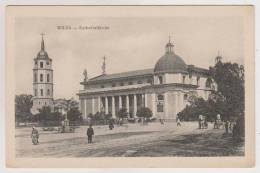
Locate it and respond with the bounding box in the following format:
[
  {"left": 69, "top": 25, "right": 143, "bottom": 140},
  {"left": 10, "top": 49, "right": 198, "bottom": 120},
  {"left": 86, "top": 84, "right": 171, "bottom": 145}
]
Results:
[{"left": 77, "top": 83, "right": 198, "bottom": 96}]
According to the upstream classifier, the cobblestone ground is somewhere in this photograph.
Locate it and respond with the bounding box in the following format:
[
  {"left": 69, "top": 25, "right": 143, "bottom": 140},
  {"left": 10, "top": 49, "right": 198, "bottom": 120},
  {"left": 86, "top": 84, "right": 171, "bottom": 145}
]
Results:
[{"left": 15, "top": 122, "right": 244, "bottom": 157}]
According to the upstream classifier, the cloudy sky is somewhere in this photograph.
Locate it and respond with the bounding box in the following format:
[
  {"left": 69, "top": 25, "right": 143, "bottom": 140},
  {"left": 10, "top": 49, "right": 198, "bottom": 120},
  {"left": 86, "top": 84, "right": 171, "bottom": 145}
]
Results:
[{"left": 14, "top": 16, "right": 244, "bottom": 99}]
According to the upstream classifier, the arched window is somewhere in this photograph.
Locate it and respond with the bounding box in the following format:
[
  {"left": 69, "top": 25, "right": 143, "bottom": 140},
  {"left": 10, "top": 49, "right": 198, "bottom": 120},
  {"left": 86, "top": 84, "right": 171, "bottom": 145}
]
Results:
[
  {"left": 184, "top": 94, "right": 188, "bottom": 101},
  {"left": 182, "top": 75, "right": 186, "bottom": 84},
  {"left": 159, "top": 76, "right": 163, "bottom": 84},
  {"left": 157, "top": 94, "right": 164, "bottom": 101},
  {"left": 206, "top": 78, "right": 212, "bottom": 88},
  {"left": 47, "top": 74, "right": 50, "bottom": 82},
  {"left": 40, "top": 74, "right": 43, "bottom": 82},
  {"left": 34, "top": 89, "right": 37, "bottom": 96}
]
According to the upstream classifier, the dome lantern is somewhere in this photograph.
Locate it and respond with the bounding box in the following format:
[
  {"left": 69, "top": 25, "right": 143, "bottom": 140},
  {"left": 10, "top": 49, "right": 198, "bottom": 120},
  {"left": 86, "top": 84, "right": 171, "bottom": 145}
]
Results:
[{"left": 165, "top": 36, "right": 174, "bottom": 54}]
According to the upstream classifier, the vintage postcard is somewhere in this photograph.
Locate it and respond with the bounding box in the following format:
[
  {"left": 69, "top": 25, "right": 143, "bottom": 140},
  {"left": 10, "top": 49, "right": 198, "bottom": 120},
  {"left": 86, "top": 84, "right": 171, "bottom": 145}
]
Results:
[{"left": 5, "top": 5, "right": 255, "bottom": 168}]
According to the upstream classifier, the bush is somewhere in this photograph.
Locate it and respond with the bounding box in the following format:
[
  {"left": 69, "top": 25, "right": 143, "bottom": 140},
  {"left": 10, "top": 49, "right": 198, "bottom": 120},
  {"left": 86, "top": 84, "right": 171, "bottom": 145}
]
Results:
[{"left": 136, "top": 107, "right": 153, "bottom": 123}]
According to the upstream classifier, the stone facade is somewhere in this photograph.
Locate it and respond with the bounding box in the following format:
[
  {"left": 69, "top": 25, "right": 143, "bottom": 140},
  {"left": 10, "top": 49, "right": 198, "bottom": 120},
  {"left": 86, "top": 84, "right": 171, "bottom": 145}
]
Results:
[{"left": 78, "top": 40, "right": 216, "bottom": 120}]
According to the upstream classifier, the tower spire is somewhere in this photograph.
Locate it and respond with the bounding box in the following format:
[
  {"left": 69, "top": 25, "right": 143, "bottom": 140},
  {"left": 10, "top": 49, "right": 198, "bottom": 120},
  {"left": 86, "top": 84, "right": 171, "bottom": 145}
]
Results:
[
  {"left": 102, "top": 56, "right": 106, "bottom": 75},
  {"left": 41, "top": 33, "right": 45, "bottom": 51}
]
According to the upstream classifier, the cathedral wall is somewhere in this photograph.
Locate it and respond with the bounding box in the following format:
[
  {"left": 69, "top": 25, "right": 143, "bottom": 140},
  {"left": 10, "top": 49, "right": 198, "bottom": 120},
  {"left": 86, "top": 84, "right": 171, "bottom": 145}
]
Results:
[
  {"left": 85, "top": 98, "right": 93, "bottom": 116},
  {"left": 165, "top": 73, "right": 181, "bottom": 84}
]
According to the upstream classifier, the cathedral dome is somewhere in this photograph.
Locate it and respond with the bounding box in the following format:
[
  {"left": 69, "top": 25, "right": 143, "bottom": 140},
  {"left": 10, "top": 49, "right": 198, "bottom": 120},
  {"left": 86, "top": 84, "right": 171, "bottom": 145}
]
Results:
[{"left": 154, "top": 40, "right": 187, "bottom": 73}]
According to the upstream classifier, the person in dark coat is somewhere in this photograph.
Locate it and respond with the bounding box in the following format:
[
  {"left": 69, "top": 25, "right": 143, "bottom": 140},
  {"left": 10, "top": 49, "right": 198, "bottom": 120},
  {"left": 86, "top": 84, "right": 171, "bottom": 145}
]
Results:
[{"left": 87, "top": 125, "right": 94, "bottom": 143}]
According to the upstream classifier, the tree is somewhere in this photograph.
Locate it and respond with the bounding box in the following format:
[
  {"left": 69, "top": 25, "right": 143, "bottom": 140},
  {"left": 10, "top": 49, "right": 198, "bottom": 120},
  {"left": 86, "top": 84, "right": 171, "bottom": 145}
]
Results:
[
  {"left": 209, "top": 61, "right": 245, "bottom": 119},
  {"left": 15, "top": 94, "right": 33, "bottom": 123},
  {"left": 34, "top": 106, "right": 63, "bottom": 126},
  {"left": 57, "top": 98, "right": 79, "bottom": 120},
  {"left": 136, "top": 107, "right": 153, "bottom": 123},
  {"left": 67, "top": 107, "right": 82, "bottom": 121}
]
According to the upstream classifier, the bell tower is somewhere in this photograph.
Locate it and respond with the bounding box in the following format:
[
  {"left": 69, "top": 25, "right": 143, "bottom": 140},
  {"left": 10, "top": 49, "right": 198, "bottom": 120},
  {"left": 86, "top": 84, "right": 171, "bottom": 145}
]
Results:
[{"left": 31, "top": 34, "right": 54, "bottom": 114}]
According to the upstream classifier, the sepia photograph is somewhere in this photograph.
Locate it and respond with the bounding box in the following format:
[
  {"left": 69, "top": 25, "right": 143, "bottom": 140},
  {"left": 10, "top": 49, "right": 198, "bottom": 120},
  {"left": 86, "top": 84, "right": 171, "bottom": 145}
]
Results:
[{"left": 5, "top": 5, "right": 255, "bottom": 168}]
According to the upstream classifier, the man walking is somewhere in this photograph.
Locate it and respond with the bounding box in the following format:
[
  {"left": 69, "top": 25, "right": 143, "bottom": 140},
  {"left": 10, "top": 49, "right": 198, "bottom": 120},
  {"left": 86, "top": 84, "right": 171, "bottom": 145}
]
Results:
[{"left": 87, "top": 124, "right": 94, "bottom": 143}]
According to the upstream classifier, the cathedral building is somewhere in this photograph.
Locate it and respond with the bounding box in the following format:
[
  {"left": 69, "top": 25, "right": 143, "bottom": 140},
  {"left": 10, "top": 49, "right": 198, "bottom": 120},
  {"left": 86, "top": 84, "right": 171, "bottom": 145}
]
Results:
[
  {"left": 78, "top": 39, "right": 216, "bottom": 120},
  {"left": 31, "top": 35, "right": 54, "bottom": 114}
]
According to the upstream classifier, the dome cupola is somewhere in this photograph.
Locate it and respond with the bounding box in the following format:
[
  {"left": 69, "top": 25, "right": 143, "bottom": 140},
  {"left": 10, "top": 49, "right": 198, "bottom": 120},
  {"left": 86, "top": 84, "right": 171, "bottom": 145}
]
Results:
[{"left": 154, "top": 38, "right": 187, "bottom": 74}]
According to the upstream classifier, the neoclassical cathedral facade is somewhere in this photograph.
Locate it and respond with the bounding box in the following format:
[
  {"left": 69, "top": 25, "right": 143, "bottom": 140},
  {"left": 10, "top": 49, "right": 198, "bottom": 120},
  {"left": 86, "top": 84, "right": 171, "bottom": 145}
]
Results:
[
  {"left": 78, "top": 39, "right": 216, "bottom": 120},
  {"left": 31, "top": 35, "right": 54, "bottom": 114}
]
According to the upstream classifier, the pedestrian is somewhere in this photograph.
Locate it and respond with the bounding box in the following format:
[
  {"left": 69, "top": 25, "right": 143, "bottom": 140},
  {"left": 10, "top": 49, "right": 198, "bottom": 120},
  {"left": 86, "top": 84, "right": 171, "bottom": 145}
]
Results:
[
  {"left": 198, "top": 114, "right": 203, "bottom": 129},
  {"left": 225, "top": 120, "right": 230, "bottom": 134},
  {"left": 87, "top": 124, "right": 94, "bottom": 143},
  {"left": 177, "top": 117, "right": 181, "bottom": 127},
  {"left": 109, "top": 119, "right": 114, "bottom": 130},
  {"left": 31, "top": 126, "right": 39, "bottom": 145}
]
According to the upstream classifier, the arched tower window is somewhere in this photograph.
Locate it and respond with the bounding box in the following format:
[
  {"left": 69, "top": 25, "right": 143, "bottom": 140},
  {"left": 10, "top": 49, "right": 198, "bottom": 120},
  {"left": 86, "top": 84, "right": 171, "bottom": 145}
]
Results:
[
  {"left": 40, "top": 62, "right": 43, "bottom": 68},
  {"left": 34, "top": 89, "right": 37, "bottom": 96},
  {"left": 47, "top": 74, "right": 50, "bottom": 82},
  {"left": 47, "top": 89, "right": 50, "bottom": 96},
  {"left": 40, "top": 89, "right": 43, "bottom": 96},
  {"left": 40, "top": 74, "right": 43, "bottom": 82}
]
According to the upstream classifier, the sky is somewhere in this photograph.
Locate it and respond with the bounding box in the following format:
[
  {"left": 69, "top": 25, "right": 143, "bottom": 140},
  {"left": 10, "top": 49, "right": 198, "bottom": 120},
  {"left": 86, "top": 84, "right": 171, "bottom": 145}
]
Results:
[{"left": 14, "top": 16, "right": 244, "bottom": 100}]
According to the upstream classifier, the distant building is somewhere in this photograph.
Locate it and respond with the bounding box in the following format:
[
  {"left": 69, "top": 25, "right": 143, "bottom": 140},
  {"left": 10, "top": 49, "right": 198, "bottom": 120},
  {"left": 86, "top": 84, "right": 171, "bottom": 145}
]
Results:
[
  {"left": 78, "top": 39, "right": 216, "bottom": 120},
  {"left": 31, "top": 35, "right": 54, "bottom": 114}
]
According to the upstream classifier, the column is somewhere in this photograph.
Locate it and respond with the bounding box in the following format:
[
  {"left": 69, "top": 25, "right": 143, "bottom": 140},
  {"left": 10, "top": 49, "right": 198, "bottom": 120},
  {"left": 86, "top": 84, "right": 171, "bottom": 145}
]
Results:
[
  {"left": 84, "top": 99, "right": 87, "bottom": 119},
  {"left": 105, "top": 96, "right": 108, "bottom": 114},
  {"left": 133, "top": 94, "right": 137, "bottom": 117},
  {"left": 174, "top": 92, "right": 178, "bottom": 119},
  {"left": 144, "top": 93, "right": 148, "bottom": 107},
  {"left": 119, "top": 95, "right": 122, "bottom": 109},
  {"left": 112, "top": 96, "right": 116, "bottom": 118},
  {"left": 126, "top": 95, "right": 129, "bottom": 113},
  {"left": 164, "top": 92, "right": 168, "bottom": 118},
  {"left": 98, "top": 96, "right": 101, "bottom": 112},
  {"left": 92, "top": 97, "right": 95, "bottom": 115},
  {"left": 152, "top": 93, "right": 156, "bottom": 117}
]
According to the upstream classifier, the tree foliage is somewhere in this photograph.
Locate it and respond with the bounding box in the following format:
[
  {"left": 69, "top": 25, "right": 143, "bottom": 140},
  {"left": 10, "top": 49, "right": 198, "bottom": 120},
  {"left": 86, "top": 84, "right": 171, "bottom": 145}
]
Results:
[
  {"left": 209, "top": 61, "right": 245, "bottom": 117},
  {"left": 15, "top": 94, "right": 33, "bottom": 122},
  {"left": 32, "top": 106, "right": 63, "bottom": 126},
  {"left": 178, "top": 59, "right": 245, "bottom": 127},
  {"left": 67, "top": 107, "right": 82, "bottom": 121},
  {"left": 136, "top": 107, "right": 153, "bottom": 119}
]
